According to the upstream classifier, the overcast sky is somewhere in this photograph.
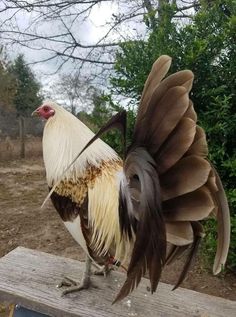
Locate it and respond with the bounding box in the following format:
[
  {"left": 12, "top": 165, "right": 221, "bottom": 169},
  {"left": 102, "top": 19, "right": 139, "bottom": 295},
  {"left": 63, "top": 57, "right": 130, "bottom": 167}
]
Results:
[
  {"left": 0, "top": 1, "right": 148, "bottom": 107},
  {"left": 0, "top": 2, "right": 111, "bottom": 106},
  {"left": 0, "top": 1, "right": 194, "bottom": 108},
  {"left": 2, "top": 3, "right": 115, "bottom": 74}
]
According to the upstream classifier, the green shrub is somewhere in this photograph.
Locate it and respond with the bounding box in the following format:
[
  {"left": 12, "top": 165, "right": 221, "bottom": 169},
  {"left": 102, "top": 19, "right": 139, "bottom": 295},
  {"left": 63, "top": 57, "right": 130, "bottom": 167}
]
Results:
[{"left": 110, "top": 0, "right": 236, "bottom": 271}]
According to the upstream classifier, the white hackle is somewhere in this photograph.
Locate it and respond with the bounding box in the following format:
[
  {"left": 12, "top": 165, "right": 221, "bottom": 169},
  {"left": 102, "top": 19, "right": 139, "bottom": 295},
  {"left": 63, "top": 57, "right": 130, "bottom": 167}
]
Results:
[{"left": 42, "top": 101, "right": 119, "bottom": 187}]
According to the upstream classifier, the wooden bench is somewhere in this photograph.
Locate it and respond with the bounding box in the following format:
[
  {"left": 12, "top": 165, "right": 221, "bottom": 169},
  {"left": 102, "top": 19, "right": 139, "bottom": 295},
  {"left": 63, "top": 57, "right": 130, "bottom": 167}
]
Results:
[{"left": 0, "top": 247, "right": 235, "bottom": 317}]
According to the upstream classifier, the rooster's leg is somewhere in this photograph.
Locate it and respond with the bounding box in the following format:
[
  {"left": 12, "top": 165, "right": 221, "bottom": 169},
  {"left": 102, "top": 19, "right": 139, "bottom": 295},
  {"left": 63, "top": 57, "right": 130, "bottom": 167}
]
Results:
[
  {"left": 58, "top": 256, "right": 93, "bottom": 296},
  {"left": 93, "top": 263, "right": 113, "bottom": 277}
]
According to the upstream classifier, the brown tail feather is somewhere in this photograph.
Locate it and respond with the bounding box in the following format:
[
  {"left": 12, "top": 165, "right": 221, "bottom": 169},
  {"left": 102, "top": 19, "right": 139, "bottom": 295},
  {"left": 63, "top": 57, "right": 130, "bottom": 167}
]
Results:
[
  {"left": 129, "top": 55, "right": 230, "bottom": 297},
  {"left": 134, "top": 70, "right": 194, "bottom": 141},
  {"left": 147, "top": 87, "right": 189, "bottom": 154},
  {"left": 186, "top": 126, "right": 208, "bottom": 157},
  {"left": 172, "top": 222, "right": 204, "bottom": 290},
  {"left": 211, "top": 168, "right": 231, "bottom": 274},
  {"left": 166, "top": 244, "right": 189, "bottom": 265},
  {"left": 163, "top": 186, "right": 214, "bottom": 221},
  {"left": 155, "top": 117, "right": 196, "bottom": 174},
  {"left": 184, "top": 100, "right": 197, "bottom": 122},
  {"left": 160, "top": 156, "right": 211, "bottom": 200},
  {"left": 165, "top": 221, "right": 194, "bottom": 245},
  {"left": 115, "top": 148, "right": 166, "bottom": 303},
  {"left": 136, "top": 55, "right": 172, "bottom": 123}
]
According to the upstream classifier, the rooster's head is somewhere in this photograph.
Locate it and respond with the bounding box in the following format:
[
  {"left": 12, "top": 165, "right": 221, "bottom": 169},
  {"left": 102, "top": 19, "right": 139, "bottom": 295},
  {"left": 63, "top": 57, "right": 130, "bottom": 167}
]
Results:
[{"left": 32, "top": 101, "right": 57, "bottom": 120}]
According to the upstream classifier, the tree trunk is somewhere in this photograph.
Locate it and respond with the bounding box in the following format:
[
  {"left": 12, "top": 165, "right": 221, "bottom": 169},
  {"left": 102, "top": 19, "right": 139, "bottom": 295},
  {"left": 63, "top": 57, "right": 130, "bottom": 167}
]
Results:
[
  {"left": 143, "top": 0, "right": 172, "bottom": 29},
  {"left": 19, "top": 116, "right": 25, "bottom": 159},
  {"left": 158, "top": 0, "right": 169, "bottom": 24},
  {"left": 143, "top": 0, "right": 157, "bottom": 29}
]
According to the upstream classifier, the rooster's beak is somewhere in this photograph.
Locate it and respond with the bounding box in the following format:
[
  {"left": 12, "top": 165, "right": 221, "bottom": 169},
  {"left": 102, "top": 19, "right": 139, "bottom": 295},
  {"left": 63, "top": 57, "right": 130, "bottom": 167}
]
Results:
[{"left": 31, "top": 109, "right": 40, "bottom": 117}]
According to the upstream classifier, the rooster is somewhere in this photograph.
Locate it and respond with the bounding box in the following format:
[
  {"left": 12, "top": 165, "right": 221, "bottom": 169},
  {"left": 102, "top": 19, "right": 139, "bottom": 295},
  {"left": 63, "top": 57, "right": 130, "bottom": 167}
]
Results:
[{"left": 32, "top": 55, "right": 230, "bottom": 303}]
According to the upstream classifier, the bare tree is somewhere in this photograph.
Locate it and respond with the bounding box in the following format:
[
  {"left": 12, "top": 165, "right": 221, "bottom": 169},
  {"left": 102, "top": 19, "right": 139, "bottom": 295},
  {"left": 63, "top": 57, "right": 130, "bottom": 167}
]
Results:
[
  {"left": 47, "top": 72, "right": 98, "bottom": 114},
  {"left": 0, "top": 1, "right": 199, "bottom": 76}
]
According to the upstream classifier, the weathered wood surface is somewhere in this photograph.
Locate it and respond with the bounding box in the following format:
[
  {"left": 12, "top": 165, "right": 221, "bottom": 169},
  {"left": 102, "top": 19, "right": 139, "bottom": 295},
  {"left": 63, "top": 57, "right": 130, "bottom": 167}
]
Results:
[{"left": 0, "top": 247, "right": 235, "bottom": 317}]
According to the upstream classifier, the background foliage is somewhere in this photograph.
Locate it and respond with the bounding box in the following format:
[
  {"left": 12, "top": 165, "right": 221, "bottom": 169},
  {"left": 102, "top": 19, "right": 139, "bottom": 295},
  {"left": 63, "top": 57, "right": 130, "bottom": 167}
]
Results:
[
  {"left": 0, "top": 52, "right": 42, "bottom": 116},
  {"left": 9, "top": 55, "right": 42, "bottom": 117},
  {"left": 106, "top": 0, "right": 236, "bottom": 270}
]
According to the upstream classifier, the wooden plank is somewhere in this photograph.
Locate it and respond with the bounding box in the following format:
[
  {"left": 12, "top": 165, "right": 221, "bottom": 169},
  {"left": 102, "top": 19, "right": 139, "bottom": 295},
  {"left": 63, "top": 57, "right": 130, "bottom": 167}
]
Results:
[{"left": 0, "top": 247, "right": 235, "bottom": 317}]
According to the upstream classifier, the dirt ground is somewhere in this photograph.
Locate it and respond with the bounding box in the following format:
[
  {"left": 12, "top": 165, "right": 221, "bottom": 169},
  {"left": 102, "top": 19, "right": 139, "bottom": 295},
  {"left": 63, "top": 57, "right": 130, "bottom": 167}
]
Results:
[{"left": 0, "top": 158, "right": 235, "bottom": 313}]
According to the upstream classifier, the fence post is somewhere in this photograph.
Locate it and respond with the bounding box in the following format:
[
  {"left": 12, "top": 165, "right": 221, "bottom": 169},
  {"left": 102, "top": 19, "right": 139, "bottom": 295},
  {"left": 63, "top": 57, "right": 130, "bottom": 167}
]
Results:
[{"left": 19, "top": 116, "right": 25, "bottom": 159}]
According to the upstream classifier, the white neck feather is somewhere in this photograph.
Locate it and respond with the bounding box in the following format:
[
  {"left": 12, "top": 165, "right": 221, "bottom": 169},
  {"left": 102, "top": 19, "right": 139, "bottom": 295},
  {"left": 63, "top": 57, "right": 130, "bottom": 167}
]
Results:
[{"left": 42, "top": 106, "right": 119, "bottom": 186}]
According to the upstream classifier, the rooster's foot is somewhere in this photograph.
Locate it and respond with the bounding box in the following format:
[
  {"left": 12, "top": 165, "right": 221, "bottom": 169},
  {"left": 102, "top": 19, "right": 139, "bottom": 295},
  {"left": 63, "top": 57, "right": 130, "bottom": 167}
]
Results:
[
  {"left": 56, "top": 276, "right": 78, "bottom": 288},
  {"left": 58, "top": 256, "right": 96, "bottom": 296},
  {"left": 58, "top": 275, "right": 95, "bottom": 296}
]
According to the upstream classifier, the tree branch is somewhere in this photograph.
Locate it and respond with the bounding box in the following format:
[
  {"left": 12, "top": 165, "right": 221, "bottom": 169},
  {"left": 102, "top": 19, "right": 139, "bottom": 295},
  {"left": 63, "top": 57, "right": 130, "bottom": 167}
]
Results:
[{"left": 0, "top": 0, "right": 199, "bottom": 76}]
